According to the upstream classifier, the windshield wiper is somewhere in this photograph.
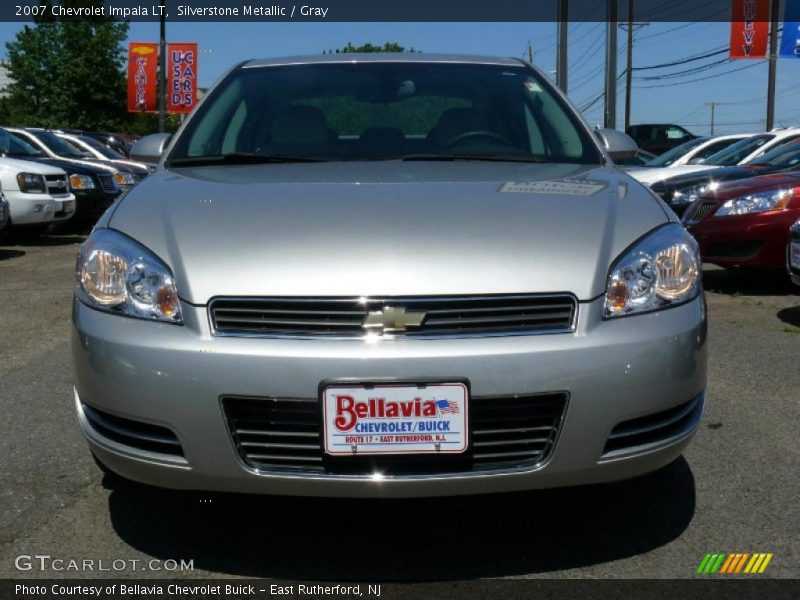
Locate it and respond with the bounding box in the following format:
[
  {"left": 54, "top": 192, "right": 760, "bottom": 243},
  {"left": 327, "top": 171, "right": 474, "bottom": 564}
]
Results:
[
  {"left": 400, "top": 153, "right": 552, "bottom": 163},
  {"left": 170, "top": 153, "right": 329, "bottom": 167}
]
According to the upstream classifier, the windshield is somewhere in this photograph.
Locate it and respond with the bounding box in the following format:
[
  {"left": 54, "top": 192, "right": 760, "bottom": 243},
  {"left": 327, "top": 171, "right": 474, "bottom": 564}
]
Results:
[
  {"left": 750, "top": 140, "right": 800, "bottom": 168},
  {"left": 169, "top": 62, "right": 602, "bottom": 165},
  {"left": 29, "top": 130, "right": 86, "bottom": 159},
  {"left": 78, "top": 135, "right": 125, "bottom": 159},
  {"left": 644, "top": 137, "right": 707, "bottom": 167},
  {"left": 0, "top": 128, "right": 42, "bottom": 156},
  {"left": 703, "top": 134, "right": 773, "bottom": 166}
]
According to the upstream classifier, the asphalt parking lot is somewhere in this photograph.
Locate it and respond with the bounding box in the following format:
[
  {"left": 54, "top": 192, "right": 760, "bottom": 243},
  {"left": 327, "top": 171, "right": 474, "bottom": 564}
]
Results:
[{"left": 0, "top": 232, "right": 798, "bottom": 581}]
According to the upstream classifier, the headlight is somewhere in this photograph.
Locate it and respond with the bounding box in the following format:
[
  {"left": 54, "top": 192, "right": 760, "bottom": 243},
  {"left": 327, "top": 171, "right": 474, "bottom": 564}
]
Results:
[
  {"left": 113, "top": 171, "right": 137, "bottom": 186},
  {"left": 16, "top": 173, "right": 46, "bottom": 194},
  {"left": 76, "top": 228, "right": 182, "bottom": 323},
  {"left": 69, "top": 173, "right": 95, "bottom": 190},
  {"left": 604, "top": 224, "right": 701, "bottom": 319},
  {"left": 716, "top": 189, "right": 792, "bottom": 216},
  {"left": 673, "top": 182, "right": 716, "bottom": 205}
]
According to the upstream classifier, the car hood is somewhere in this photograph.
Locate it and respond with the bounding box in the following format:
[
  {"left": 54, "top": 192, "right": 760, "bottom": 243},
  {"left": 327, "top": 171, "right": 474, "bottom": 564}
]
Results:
[
  {"left": 707, "top": 171, "right": 800, "bottom": 202},
  {"left": 108, "top": 162, "right": 669, "bottom": 304},
  {"left": 626, "top": 164, "right": 718, "bottom": 185},
  {"left": 656, "top": 165, "right": 768, "bottom": 189},
  {"left": 18, "top": 156, "right": 112, "bottom": 176},
  {"left": 0, "top": 155, "right": 67, "bottom": 176}
]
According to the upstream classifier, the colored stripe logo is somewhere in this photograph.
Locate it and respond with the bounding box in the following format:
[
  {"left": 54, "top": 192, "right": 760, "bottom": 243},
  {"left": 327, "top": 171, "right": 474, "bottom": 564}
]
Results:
[{"left": 697, "top": 552, "right": 773, "bottom": 574}]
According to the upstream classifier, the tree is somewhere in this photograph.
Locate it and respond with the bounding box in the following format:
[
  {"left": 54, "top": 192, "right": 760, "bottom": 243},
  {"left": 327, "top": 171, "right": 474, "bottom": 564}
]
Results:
[
  {"left": 4, "top": 0, "right": 128, "bottom": 130},
  {"left": 324, "top": 42, "right": 419, "bottom": 54}
]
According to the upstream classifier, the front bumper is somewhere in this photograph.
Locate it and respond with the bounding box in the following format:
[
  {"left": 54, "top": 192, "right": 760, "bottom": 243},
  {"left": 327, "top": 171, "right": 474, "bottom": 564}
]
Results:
[
  {"left": 689, "top": 209, "right": 800, "bottom": 269},
  {"left": 72, "top": 295, "right": 707, "bottom": 497},
  {"left": 6, "top": 192, "right": 76, "bottom": 225}
]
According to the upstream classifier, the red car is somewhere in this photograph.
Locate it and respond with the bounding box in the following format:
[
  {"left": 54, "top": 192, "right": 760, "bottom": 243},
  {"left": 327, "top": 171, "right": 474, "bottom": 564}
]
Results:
[{"left": 682, "top": 172, "right": 800, "bottom": 270}]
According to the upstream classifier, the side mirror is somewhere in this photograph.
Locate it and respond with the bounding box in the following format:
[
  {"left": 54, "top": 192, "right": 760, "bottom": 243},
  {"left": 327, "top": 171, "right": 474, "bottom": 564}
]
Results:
[
  {"left": 129, "top": 133, "right": 172, "bottom": 164},
  {"left": 594, "top": 128, "right": 639, "bottom": 161}
]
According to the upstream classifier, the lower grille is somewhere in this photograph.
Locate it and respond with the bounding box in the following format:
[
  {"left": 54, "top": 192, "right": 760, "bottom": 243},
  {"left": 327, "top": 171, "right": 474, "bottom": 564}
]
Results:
[
  {"left": 602, "top": 394, "right": 704, "bottom": 457},
  {"left": 96, "top": 172, "right": 117, "bottom": 194},
  {"left": 210, "top": 294, "right": 577, "bottom": 339},
  {"left": 82, "top": 402, "right": 184, "bottom": 457},
  {"left": 222, "top": 392, "right": 568, "bottom": 475},
  {"left": 683, "top": 201, "right": 718, "bottom": 226}
]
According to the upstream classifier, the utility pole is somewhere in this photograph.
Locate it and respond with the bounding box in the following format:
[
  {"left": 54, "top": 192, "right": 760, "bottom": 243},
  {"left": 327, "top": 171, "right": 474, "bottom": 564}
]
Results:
[
  {"left": 706, "top": 102, "right": 718, "bottom": 135},
  {"left": 158, "top": 0, "right": 167, "bottom": 133},
  {"left": 528, "top": 41, "right": 534, "bottom": 64},
  {"left": 765, "top": 0, "right": 780, "bottom": 130},
  {"left": 623, "top": 0, "right": 633, "bottom": 131},
  {"left": 556, "top": 0, "right": 569, "bottom": 93},
  {"left": 604, "top": 0, "right": 618, "bottom": 128}
]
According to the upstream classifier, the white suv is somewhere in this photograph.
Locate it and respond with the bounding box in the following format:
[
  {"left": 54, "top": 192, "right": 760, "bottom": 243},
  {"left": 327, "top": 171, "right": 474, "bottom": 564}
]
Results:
[{"left": 0, "top": 156, "right": 76, "bottom": 231}]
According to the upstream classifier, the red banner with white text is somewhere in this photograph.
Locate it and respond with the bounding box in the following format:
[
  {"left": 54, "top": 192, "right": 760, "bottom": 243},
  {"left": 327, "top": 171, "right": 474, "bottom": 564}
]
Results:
[
  {"left": 729, "top": 0, "right": 771, "bottom": 59},
  {"left": 127, "top": 42, "right": 158, "bottom": 112},
  {"left": 167, "top": 43, "right": 198, "bottom": 114}
]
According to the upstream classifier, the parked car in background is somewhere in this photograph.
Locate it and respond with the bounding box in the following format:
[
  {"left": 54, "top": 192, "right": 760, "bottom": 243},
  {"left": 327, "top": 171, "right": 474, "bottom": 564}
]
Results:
[
  {"left": 651, "top": 139, "right": 800, "bottom": 216},
  {"left": 637, "top": 133, "right": 751, "bottom": 171},
  {"left": 0, "top": 192, "right": 9, "bottom": 239},
  {"left": 0, "top": 154, "right": 74, "bottom": 234},
  {"left": 64, "top": 130, "right": 132, "bottom": 157},
  {"left": 73, "top": 53, "right": 707, "bottom": 498},
  {"left": 626, "top": 123, "right": 697, "bottom": 155},
  {"left": 1, "top": 128, "right": 122, "bottom": 226},
  {"left": 614, "top": 148, "right": 656, "bottom": 166},
  {"left": 7, "top": 128, "right": 136, "bottom": 194},
  {"left": 683, "top": 171, "right": 800, "bottom": 272},
  {"left": 628, "top": 129, "right": 800, "bottom": 186},
  {"left": 55, "top": 132, "right": 152, "bottom": 187},
  {"left": 789, "top": 219, "right": 800, "bottom": 285}
]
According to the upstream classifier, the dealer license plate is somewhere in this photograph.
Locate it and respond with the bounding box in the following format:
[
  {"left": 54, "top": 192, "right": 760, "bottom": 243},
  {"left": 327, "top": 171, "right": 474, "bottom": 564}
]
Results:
[{"left": 322, "top": 382, "right": 468, "bottom": 456}]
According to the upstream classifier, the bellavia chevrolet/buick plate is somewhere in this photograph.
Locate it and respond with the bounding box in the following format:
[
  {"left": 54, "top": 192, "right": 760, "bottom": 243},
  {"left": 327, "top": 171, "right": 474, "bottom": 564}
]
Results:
[{"left": 323, "top": 383, "right": 469, "bottom": 455}]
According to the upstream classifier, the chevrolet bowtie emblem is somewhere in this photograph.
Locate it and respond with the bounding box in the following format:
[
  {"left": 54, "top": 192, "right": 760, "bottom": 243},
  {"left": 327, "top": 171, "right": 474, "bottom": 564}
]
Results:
[{"left": 362, "top": 306, "right": 426, "bottom": 334}]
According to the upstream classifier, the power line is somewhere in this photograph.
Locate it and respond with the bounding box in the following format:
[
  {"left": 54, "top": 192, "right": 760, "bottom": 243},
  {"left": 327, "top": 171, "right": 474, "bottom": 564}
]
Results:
[{"left": 635, "top": 61, "right": 764, "bottom": 89}]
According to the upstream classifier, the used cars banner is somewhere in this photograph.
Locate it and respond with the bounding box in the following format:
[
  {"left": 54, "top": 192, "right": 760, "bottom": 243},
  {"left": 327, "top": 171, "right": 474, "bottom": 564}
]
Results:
[{"left": 168, "top": 42, "right": 198, "bottom": 113}]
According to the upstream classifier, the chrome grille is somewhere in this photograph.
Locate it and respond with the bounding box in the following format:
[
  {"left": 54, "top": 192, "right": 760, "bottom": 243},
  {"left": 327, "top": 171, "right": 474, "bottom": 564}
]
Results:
[
  {"left": 222, "top": 392, "right": 567, "bottom": 475},
  {"left": 683, "top": 201, "right": 718, "bottom": 226},
  {"left": 96, "top": 172, "right": 117, "bottom": 193},
  {"left": 45, "top": 174, "right": 69, "bottom": 198},
  {"left": 210, "top": 294, "right": 577, "bottom": 338},
  {"left": 82, "top": 402, "right": 184, "bottom": 457}
]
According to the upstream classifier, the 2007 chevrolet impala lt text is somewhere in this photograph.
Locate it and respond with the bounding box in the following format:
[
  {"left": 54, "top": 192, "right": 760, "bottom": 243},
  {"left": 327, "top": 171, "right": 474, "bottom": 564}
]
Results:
[{"left": 71, "top": 54, "right": 707, "bottom": 497}]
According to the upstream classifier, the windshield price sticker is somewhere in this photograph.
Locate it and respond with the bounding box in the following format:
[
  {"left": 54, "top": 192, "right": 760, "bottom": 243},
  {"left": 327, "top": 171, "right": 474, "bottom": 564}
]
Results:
[
  {"left": 323, "top": 383, "right": 468, "bottom": 456},
  {"left": 500, "top": 180, "right": 607, "bottom": 195}
]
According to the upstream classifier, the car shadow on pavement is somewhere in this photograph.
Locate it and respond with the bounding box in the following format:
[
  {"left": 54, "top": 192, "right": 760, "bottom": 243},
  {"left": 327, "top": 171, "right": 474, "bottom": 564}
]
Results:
[
  {"left": 777, "top": 307, "right": 800, "bottom": 328},
  {"left": 3, "top": 233, "right": 85, "bottom": 247},
  {"left": 703, "top": 267, "right": 798, "bottom": 297},
  {"left": 0, "top": 248, "right": 25, "bottom": 260},
  {"left": 106, "top": 457, "right": 695, "bottom": 580}
]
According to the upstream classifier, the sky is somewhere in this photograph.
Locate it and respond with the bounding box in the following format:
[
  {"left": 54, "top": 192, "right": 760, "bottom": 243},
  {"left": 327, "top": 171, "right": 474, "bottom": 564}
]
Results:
[{"left": 0, "top": 20, "right": 798, "bottom": 136}]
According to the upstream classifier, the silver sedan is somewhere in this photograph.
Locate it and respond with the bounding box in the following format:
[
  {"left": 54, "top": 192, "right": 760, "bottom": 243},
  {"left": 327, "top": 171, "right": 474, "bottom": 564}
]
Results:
[{"left": 71, "top": 54, "right": 706, "bottom": 497}]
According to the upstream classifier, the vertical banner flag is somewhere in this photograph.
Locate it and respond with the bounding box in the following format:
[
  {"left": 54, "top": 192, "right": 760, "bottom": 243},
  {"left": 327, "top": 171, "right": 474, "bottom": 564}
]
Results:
[
  {"left": 168, "top": 43, "right": 198, "bottom": 114},
  {"left": 780, "top": 0, "right": 800, "bottom": 57},
  {"left": 729, "top": 0, "right": 771, "bottom": 59},
  {"left": 127, "top": 42, "right": 158, "bottom": 112}
]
